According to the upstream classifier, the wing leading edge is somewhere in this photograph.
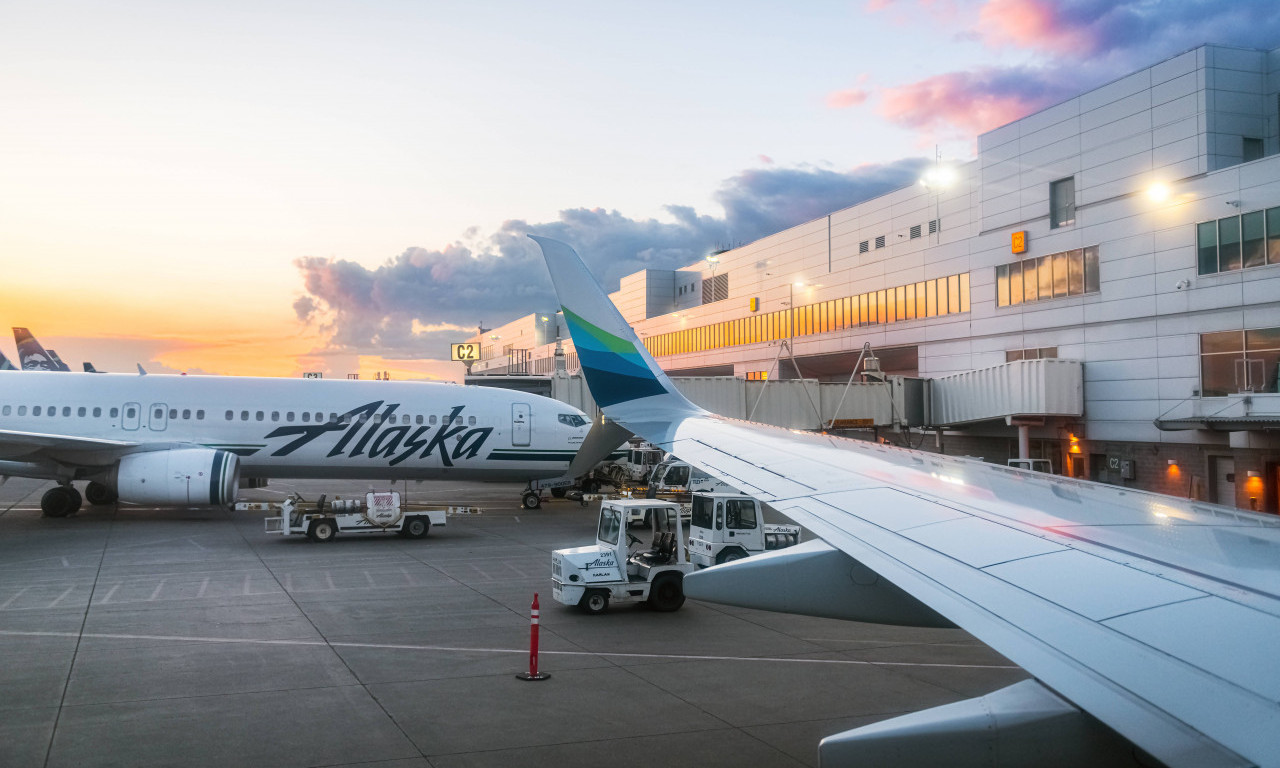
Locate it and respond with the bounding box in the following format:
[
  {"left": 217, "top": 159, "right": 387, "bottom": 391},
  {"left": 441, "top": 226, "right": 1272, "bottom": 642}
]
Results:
[{"left": 530, "top": 235, "right": 1280, "bottom": 768}]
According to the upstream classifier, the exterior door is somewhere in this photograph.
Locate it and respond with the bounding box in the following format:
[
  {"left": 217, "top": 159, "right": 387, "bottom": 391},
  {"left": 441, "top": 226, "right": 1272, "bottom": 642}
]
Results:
[
  {"left": 149, "top": 403, "right": 168, "bottom": 431},
  {"left": 1211, "top": 456, "right": 1236, "bottom": 507},
  {"left": 122, "top": 402, "right": 141, "bottom": 430},
  {"left": 511, "top": 403, "right": 530, "bottom": 446}
]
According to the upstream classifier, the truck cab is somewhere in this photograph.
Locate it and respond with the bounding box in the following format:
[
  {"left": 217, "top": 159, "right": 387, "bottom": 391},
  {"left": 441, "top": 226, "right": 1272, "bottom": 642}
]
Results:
[
  {"left": 551, "top": 499, "right": 693, "bottom": 614},
  {"left": 687, "top": 492, "right": 801, "bottom": 568},
  {"left": 645, "top": 458, "right": 737, "bottom": 501}
]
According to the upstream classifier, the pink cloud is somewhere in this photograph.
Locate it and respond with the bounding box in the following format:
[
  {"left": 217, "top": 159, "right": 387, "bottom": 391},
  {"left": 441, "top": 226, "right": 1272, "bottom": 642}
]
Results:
[
  {"left": 877, "top": 68, "right": 1069, "bottom": 139},
  {"left": 974, "top": 0, "right": 1098, "bottom": 55},
  {"left": 826, "top": 88, "right": 870, "bottom": 109},
  {"left": 757, "top": 154, "right": 774, "bottom": 165}
]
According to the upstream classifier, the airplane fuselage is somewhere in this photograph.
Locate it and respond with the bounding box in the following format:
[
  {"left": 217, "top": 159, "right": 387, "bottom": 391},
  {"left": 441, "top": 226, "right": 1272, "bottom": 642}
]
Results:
[{"left": 0, "top": 372, "right": 588, "bottom": 482}]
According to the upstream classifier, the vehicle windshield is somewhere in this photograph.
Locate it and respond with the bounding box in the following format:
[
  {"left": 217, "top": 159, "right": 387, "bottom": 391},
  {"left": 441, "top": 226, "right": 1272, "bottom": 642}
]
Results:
[
  {"left": 558, "top": 413, "right": 588, "bottom": 428},
  {"left": 664, "top": 464, "right": 690, "bottom": 486},
  {"left": 691, "top": 496, "right": 714, "bottom": 529},
  {"left": 597, "top": 506, "right": 622, "bottom": 545}
]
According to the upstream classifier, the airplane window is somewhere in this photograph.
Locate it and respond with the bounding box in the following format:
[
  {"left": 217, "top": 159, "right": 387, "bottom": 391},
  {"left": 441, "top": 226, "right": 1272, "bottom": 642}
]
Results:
[
  {"left": 78, "top": 407, "right": 86, "bottom": 417},
  {"left": 271, "top": 411, "right": 279, "bottom": 421},
  {"left": 49, "top": 408, "right": 56, "bottom": 417},
  {"left": 182, "top": 409, "right": 191, "bottom": 419},
  {"left": 240, "top": 411, "right": 249, "bottom": 421},
  {"left": 196, "top": 410, "right": 204, "bottom": 420},
  {"left": 315, "top": 412, "right": 322, "bottom": 422},
  {"left": 430, "top": 415, "right": 437, "bottom": 425},
  {"left": 373, "top": 414, "right": 382, "bottom": 425},
  {"left": 110, "top": 407, "right": 118, "bottom": 418},
  {"left": 302, "top": 412, "right": 310, "bottom": 422},
  {"left": 63, "top": 407, "right": 71, "bottom": 416},
  {"left": 154, "top": 408, "right": 163, "bottom": 420},
  {"left": 329, "top": 413, "right": 337, "bottom": 423},
  {"left": 225, "top": 410, "right": 233, "bottom": 420},
  {"left": 168, "top": 409, "right": 177, "bottom": 419},
  {"left": 443, "top": 414, "right": 452, "bottom": 425},
  {"left": 33, "top": 406, "right": 42, "bottom": 416},
  {"left": 557, "top": 414, "right": 587, "bottom": 427},
  {"left": 127, "top": 407, "right": 137, "bottom": 419},
  {"left": 286, "top": 412, "right": 294, "bottom": 422},
  {"left": 252, "top": 411, "right": 261, "bottom": 421},
  {"left": 93, "top": 407, "right": 101, "bottom": 417},
  {"left": 415, "top": 415, "right": 423, "bottom": 425},
  {"left": 18, "top": 406, "right": 26, "bottom": 416},
  {"left": 1, "top": 405, "right": 9, "bottom": 416},
  {"left": 468, "top": 416, "right": 476, "bottom": 426}
]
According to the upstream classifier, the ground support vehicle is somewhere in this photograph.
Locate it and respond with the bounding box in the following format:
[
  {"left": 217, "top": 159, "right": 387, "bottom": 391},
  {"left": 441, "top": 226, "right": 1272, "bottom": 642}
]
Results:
[
  {"left": 643, "top": 458, "right": 738, "bottom": 502},
  {"left": 551, "top": 499, "right": 693, "bottom": 614},
  {"left": 262, "top": 491, "right": 451, "bottom": 542},
  {"left": 688, "top": 492, "right": 801, "bottom": 567}
]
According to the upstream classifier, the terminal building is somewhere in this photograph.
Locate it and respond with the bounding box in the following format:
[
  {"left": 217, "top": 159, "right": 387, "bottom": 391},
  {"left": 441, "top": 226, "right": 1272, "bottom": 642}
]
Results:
[{"left": 465, "top": 42, "right": 1280, "bottom": 515}]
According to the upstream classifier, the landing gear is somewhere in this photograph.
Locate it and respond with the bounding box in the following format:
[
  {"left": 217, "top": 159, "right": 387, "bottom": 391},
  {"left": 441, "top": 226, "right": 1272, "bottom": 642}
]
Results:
[
  {"left": 521, "top": 491, "right": 542, "bottom": 510},
  {"left": 85, "top": 481, "right": 118, "bottom": 506},
  {"left": 41, "top": 485, "right": 83, "bottom": 518}
]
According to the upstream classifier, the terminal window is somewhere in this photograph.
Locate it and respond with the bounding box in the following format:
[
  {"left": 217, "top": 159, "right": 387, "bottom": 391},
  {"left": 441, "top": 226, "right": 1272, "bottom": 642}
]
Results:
[
  {"left": 1050, "top": 177, "right": 1075, "bottom": 228},
  {"left": 995, "top": 247, "right": 1099, "bottom": 307},
  {"left": 1198, "top": 206, "right": 1280, "bottom": 274},
  {"left": 1200, "top": 328, "right": 1280, "bottom": 396}
]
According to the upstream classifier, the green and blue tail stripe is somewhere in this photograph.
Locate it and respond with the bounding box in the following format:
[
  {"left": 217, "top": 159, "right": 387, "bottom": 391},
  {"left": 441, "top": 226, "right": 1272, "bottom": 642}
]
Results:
[{"left": 561, "top": 307, "right": 668, "bottom": 407}]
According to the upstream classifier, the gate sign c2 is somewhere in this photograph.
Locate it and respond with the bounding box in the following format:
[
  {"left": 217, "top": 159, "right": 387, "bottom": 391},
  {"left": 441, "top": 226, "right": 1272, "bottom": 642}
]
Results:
[{"left": 451, "top": 343, "right": 480, "bottom": 362}]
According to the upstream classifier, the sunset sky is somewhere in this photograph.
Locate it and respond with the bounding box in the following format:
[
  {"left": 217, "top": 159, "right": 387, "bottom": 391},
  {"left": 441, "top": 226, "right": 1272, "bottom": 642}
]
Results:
[{"left": 3, "top": 1, "right": 1278, "bottom": 381}]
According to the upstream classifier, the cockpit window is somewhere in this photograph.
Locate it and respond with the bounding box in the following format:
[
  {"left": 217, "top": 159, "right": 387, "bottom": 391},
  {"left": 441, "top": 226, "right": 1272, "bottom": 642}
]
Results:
[{"left": 558, "top": 413, "right": 588, "bottom": 428}]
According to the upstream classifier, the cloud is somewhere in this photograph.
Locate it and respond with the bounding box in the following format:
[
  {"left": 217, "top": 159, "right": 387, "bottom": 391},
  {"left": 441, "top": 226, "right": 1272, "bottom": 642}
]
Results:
[
  {"left": 296, "top": 161, "right": 929, "bottom": 358},
  {"left": 826, "top": 88, "right": 870, "bottom": 109},
  {"left": 860, "top": 0, "right": 1280, "bottom": 141},
  {"left": 877, "top": 67, "right": 1080, "bottom": 140}
]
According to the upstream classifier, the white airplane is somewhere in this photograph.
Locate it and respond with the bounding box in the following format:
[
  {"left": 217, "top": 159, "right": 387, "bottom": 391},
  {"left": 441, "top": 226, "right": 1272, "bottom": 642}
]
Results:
[
  {"left": 531, "top": 235, "right": 1280, "bottom": 768},
  {"left": 0, "top": 370, "right": 592, "bottom": 518}
]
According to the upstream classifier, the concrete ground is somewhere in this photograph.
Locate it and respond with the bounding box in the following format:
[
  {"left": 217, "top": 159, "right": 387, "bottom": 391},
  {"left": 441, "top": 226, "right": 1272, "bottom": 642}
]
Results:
[{"left": 0, "top": 478, "right": 1025, "bottom": 768}]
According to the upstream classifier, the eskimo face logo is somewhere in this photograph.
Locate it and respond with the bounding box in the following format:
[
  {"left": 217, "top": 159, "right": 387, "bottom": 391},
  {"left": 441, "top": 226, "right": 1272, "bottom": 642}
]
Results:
[{"left": 264, "top": 401, "right": 493, "bottom": 467}]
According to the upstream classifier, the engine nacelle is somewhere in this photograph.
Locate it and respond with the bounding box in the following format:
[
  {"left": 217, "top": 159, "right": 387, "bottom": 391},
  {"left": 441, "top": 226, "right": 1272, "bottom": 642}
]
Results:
[{"left": 111, "top": 449, "right": 240, "bottom": 506}]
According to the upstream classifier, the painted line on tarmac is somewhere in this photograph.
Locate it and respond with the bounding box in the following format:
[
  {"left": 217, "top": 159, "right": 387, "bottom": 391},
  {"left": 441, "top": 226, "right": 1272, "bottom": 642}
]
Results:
[{"left": 0, "top": 629, "right": 1018, "bottom": 670}]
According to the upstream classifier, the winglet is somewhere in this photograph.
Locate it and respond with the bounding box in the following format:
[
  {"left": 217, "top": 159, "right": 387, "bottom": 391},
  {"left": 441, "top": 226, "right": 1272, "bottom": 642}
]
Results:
[{"left": 529, "top": 236, "right": 701, "bottom": 417}]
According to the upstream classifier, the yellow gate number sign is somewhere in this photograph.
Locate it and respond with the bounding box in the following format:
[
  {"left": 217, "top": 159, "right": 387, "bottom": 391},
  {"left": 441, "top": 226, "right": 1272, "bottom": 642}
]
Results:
[
  {"left": 1011, "top": 230, "right": 1027, "bottom": 254},
  {"left": 451, "top": 343, "right": 480, "bottom": 362}
]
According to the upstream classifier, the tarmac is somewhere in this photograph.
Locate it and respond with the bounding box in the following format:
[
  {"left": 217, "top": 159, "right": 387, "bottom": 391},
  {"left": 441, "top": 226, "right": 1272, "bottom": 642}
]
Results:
[{"left": 0, "top": 477, "right": 1025, "bottom": 768}]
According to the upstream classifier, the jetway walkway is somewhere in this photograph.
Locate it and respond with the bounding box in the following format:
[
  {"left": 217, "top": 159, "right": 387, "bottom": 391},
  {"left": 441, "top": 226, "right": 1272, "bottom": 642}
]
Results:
[{"left": 510, "top": 358, "right": 1084, "bottom": 432}]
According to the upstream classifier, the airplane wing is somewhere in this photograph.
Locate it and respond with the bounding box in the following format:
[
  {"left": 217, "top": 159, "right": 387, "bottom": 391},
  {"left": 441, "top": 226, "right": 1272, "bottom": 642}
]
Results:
[
  {"left": 530, "top": 235, "right": 1280, "bottom": 768},
  {"left": 0, "top": 428, "right": 140, "bottom": 457}
]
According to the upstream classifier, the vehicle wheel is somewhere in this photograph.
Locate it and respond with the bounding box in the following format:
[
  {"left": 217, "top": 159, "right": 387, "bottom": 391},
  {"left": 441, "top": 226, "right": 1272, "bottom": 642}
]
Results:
[
  {"left": 401, "top": 516, "right": 429, "bottom": 539},
  {"left": 85, "top": 481, "right": 118, "bottom": 505},
  {"left": 647, "top": 573, "right": 685, "bottom": 612},
  {"left": 521, "top": 492, "right": 542, "bottom": 510},
  {"left": 41, "top": 486, "right": 79, "bottom": 518},
  {"left": 550, "top": 487, "right": 566, "bottom": 498},
  {"left": 716, "top": 549, "right": 747, "bottom": 565},
  {"left": 579, "top": 590, "right": 609, "bottom": 615},
  {"left": 307, "top": 518, "right": 337, "bottom": 542}
]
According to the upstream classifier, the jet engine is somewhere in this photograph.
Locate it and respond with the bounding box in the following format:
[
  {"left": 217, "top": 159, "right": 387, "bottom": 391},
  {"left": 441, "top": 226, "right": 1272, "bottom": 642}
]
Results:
[{"left": 111, "top": 448, "right": 240, "bottom": 506}]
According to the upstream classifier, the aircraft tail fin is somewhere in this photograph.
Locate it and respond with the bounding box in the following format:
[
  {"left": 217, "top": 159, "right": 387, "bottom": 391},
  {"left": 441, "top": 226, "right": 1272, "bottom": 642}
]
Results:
[
  {"left": 12, "top": 327, "right": 59, "bottom": 371},
  {"left": 0, "top": 348, "right": 15, "bottom": 370},
  {"left": 529, "top": 236, "right": 700, "bottom": 417},
  {"left": 83, "top": 362, "right": 99, "bottom": 373}
]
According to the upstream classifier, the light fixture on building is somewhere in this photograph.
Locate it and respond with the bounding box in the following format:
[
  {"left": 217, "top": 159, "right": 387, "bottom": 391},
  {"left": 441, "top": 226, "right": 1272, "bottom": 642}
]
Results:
[
  {"left": 1146, "top": 183, "right": 1171, "bottom": 203},
  {"left": 1167, "top": 459, "right": 1178, "bottom": 466},
  {"left": 1247, "top": 470, "right": 1261, "bottom": 478},
  {"left": 919, "top": 165, "right": 957, "bottom": 190}
]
